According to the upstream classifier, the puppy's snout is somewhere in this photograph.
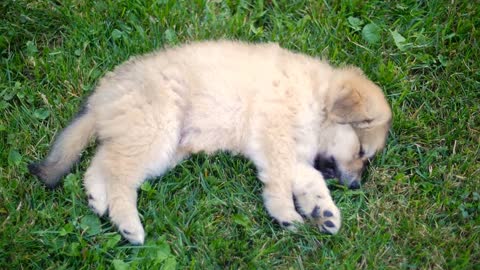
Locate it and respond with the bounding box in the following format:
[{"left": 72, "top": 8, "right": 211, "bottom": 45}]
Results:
[
  {"left": 347, "top": 159, "right": 371, "bottom": 189},
  {"left": 348, "top": 181, "right": 360, "bottom": 189},
  {"left": 314, "top": 154, "right": 369, "bottom": 190},
  {"left": 341, "top": 159, "right": 365, "bottom": 189}
]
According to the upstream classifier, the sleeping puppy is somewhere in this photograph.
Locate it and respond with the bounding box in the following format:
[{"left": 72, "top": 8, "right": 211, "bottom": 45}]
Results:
[{"left": 29, "top": 40, "right": 391, "bottom": 244}]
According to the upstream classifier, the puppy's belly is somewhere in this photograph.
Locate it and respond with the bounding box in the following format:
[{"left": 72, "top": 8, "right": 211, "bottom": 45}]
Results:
[
  {"left": 178, "top": 125, "right": 244, "bottom": 155},
  {"left": 178, "top": 97, "right": 250, "bottom": 154}
]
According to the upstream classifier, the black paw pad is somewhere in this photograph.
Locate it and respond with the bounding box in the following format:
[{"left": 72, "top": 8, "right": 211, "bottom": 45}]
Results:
[
  {"left": 311, "top": 206, "right": 321, "bottom": 218},
  {"left": 324, "top": 220, "right": 335, "bottom": 228},
  {"left": 281, "top": 221, "right": 292, "bottom": 227},
  {"left": 323, "top": 210, "right": 333, "bottom": 217}
]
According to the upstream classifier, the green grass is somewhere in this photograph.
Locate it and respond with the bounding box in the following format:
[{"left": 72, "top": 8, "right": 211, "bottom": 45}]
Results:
[{"left": 1, "top": 0, "right": 479, "bottom": 269}]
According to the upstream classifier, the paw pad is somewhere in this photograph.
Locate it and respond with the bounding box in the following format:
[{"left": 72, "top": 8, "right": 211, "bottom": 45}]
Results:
[
  {"left": 324, "top": 220, "right": 335, "bottom": 228},
  {"left": 281, "top": 221, "right": 292, "bottom": 227},
  {"left": 311, "top": 206, "right": 321, "bottom": 218},
  {"left": 323, "top": 210, "right": 333, "bottom": 217}
]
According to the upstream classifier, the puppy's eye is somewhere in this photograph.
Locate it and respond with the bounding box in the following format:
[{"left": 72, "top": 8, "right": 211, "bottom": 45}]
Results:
[{"left": 359, "top": 146, "right": 365, "bottom": 157}]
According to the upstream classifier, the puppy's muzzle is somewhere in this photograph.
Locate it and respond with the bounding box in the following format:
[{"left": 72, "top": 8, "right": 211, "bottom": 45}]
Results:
[{"left": 314, "top": 155, "right": 364, "bottom": 189}]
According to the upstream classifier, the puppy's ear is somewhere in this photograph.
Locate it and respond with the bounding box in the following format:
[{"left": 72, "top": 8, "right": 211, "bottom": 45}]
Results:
[
  {"left": 329, "top": 84, "right": 369, "bottom": 126},
  {"left": 328, "top": 66, "right": 391, "bottom": 128},
  {"left": 327, "top": 66, "right": 392, "bottom": 157}
]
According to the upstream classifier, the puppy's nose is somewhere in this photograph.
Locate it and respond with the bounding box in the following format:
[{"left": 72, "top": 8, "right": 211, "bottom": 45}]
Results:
[{"left": 349, "top": 181, "right": 360, "bottom": 189}]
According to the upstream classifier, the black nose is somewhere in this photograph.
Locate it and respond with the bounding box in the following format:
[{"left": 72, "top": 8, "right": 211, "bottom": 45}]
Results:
[{"left": 349, "top": 181, "right": 360, "bottom": 189}]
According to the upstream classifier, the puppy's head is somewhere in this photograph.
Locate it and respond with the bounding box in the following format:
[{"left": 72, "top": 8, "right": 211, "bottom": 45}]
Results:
[
  {"left": 328, "top": 66, "right": 391, "bottom": 159},
  {"left": 318, "top": 66, "right": 392, "bottom": 188},
  {"left": 315, "top": 124, "right": 367, "bottom": 189}
]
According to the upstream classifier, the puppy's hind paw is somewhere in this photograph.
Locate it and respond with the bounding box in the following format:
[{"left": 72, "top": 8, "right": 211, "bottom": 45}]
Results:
[
  {"left": 87, "top": 193, "right": 108, "bottom": 217},
  {"left": 118, "top": 221, "right": 145, "bottom": 245}
]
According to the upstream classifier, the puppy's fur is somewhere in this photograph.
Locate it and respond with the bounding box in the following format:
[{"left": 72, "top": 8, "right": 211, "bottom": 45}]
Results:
[{"left": 29, "top": 40, "right": 391, "bottom": 244}]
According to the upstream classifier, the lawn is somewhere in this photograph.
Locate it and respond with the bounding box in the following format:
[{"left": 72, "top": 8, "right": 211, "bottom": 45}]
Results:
[{"left": 1, "top": 0, "right": 479, "bottom": 269}]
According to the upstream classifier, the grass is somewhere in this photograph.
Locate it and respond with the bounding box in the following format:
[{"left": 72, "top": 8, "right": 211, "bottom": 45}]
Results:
[{"left": 1, "top": 0, "right": 479, "bottom": 268}]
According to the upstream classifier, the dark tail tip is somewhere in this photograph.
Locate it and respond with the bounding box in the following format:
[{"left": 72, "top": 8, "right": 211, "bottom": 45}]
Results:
[{"left": 28, "top": 162, "right": 62, "bottom": 189}]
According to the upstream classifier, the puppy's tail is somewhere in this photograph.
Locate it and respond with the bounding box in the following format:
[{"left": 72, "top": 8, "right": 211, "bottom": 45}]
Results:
[{"left": 29, "top": 104, "right": 96, "bottom": 188}]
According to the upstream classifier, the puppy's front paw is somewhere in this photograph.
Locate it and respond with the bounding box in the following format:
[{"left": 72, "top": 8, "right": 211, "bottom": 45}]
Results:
[
  {"left": 295, "top": 192, "right": 341, "bottom": 235},
  {"left": 277, "top": 210, "right": 304, "bottom": 231},
  {"left": 311, "top": 203, "right": 341, "bottom": 235},
  {"left": 263, "top": 188, "right": 305, "bottom": 231}
]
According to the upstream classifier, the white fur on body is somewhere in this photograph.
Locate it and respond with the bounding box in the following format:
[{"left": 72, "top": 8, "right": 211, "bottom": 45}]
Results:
[{"left": 35, "top": 41, "right": 384, "bottom": 244}]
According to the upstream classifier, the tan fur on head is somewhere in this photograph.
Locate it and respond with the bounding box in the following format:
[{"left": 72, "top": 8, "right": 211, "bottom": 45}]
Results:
[{"left": 327, "top": 66, "right": 392, "bottom": 158}]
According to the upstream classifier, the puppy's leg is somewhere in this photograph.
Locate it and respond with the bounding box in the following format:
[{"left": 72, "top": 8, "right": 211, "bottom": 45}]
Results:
[
  {"left": 84, "top": 147, "right": 108, "bottom": 216},
  {"left": 106, "top": 167, "right": 145, "bottom": 245},
  {"left": 101, "top": 145, "right": 180, "bottom": 244},
  {"left": 252, "top": 123, "right": 304, "bottom": 229},
  {"left": 293, "top": 163, "right": 341, "bottom": 234}
]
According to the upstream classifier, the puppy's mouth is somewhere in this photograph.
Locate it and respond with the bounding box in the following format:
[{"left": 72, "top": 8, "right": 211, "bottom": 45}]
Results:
[
  {"left": 313, "top": 154, "right": 338, "bottom": 180},
  {"left": 314, "top": 154, "right": 365, "bottom": 189}
]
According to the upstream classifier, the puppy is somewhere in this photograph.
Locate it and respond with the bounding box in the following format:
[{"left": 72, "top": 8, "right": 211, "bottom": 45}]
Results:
[{"left": 29, "top": 40, "right": 391, "bottom": 244}]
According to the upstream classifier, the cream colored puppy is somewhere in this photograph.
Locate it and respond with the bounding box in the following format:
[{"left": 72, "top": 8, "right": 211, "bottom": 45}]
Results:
[{"left": 29, "top": 40, "right": 391, "bottom": 244}]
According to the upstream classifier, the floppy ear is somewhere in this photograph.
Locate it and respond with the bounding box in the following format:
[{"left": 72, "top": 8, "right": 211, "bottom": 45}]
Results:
[
  {"left": 328, "top": 66, "right": 391, "bottom": 129},
  {"left": 329, "top": 85, "right": 371, "bottom": 126},
  {"left": 327, "top": 66, "right": 392, "bottom": 157}
]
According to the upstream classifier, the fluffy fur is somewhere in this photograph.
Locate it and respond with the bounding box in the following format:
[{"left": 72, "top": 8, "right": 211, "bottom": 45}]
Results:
[{"left": 29, "top": 40, "right": 391, "bottom": 244}]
